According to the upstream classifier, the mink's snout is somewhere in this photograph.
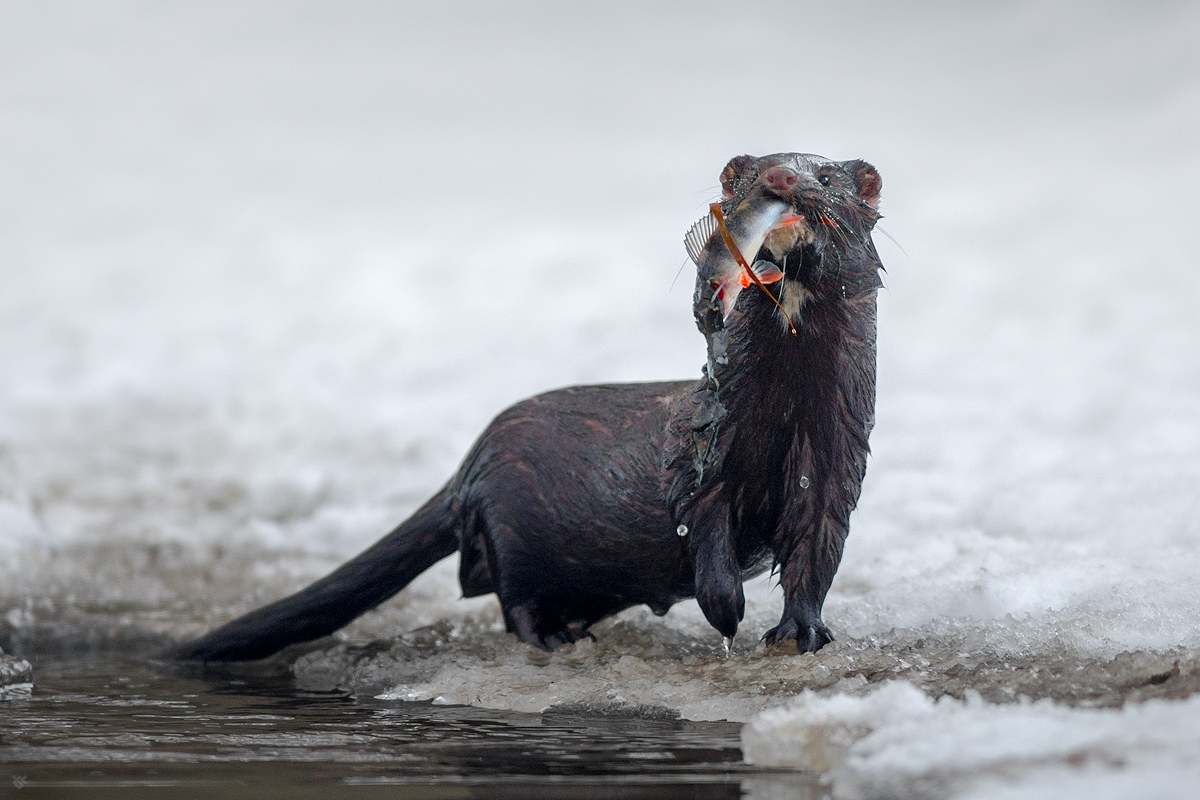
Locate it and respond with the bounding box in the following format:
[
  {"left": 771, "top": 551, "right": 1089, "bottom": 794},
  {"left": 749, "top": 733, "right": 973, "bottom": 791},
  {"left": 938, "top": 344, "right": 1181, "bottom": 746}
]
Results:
[
  {"left": 757, "top": 165, "right": 829, "bottom": 207},
  {"left": 759, "top": 166, "right": 799, "bottom": 196}
]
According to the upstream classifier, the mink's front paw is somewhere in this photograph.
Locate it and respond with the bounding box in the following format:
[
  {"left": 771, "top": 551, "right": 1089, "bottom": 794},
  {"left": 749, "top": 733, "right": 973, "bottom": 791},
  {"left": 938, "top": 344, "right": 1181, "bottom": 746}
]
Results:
[
  {"left": 763, "top": 612, "right": 833, "bottom": 653},
  {"left": 694, "top": 558, "right": 745, "bottom": 639},
  {"left": 696, "top": 580, "right": 744, "bottom": 640}
]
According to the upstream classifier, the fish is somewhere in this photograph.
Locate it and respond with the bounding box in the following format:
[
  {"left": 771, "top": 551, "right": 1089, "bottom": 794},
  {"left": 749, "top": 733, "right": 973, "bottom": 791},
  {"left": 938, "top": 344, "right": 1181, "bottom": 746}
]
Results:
[{"left": 685, "top": 196, "right": 799, "bottom": 323}]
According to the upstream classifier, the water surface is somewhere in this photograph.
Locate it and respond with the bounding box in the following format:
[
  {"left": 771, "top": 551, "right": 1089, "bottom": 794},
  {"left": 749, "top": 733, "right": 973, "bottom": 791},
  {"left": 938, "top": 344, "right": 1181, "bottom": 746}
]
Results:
[{"left": 0, "top": 656, "right": 819, "bottom": 799}]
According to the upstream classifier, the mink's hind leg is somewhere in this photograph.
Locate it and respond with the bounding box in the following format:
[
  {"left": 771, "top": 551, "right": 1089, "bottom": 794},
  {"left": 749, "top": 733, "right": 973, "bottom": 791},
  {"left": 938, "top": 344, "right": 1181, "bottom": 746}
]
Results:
[
  {"left": 504, "top": 603, "right": 595, "bottom": 651},
  {"left": 476, "top": 516, "right": 601, "bottom": 651}
]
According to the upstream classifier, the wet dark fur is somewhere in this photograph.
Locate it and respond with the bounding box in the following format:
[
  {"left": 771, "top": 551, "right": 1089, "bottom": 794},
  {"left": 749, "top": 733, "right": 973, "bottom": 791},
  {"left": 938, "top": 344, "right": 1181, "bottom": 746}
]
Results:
[{"left": 173, "top": 153, "right": 883, "bottom": 661}]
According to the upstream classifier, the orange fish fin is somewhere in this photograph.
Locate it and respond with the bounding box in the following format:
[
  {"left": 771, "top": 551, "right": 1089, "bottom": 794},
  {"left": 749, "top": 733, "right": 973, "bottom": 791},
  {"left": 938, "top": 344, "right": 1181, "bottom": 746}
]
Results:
[{"left": 751, "top": 261, "right": 784, "bottom": 284}]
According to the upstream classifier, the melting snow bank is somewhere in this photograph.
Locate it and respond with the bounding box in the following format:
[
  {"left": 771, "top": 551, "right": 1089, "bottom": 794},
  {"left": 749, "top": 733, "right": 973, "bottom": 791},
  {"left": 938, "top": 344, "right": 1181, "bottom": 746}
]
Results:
[
  {"left": 743, "top": 681, "right": 1200, "bottom": 800},
  {"left": 284, "top": 564, "right": 1200, "bottom": 722},
  {"left": 287, "top": 591, "right": 1200, "bottom": 724}
]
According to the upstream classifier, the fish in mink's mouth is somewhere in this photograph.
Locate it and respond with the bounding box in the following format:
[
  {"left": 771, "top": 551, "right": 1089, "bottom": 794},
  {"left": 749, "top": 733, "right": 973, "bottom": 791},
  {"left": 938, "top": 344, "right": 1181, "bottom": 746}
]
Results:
[
  {"left": 685, "top": 153, "right": 883, "bottom": 327},
  {"left": 684, "top": 167, "right": 816, "bottom": 326}
]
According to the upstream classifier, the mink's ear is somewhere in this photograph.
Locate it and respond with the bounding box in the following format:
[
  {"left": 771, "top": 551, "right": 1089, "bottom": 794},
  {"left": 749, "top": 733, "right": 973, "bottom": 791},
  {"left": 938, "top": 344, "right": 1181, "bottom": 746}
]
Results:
[
  {"left": 844, "top": 160, "right": 882, "bottom": 208},
  {"left": 719, "top": 155, "right": 756, "bottom": 200}
]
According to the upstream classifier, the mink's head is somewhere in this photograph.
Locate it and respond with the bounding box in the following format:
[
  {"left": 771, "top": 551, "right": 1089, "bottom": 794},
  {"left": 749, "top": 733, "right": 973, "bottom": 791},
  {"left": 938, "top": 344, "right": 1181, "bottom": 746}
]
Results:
[{"left": 719, "top": 153, "right": 884, "bottom": 300}]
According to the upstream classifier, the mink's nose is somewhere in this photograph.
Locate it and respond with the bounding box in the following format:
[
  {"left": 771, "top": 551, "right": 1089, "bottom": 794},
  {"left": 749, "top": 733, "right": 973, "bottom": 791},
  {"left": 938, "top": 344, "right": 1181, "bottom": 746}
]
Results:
[{"left": 760, "top": 166, "right": 799, "bottom": 195}]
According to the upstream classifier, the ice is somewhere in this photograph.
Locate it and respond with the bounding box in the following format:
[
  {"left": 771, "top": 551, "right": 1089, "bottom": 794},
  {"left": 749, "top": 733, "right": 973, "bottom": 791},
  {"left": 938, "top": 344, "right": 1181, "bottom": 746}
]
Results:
[
  {"left": 2, "top": 1, "right": 1200, "bottom": 793},
  {"left": 743, "top": 682, "right": 1200, "bottom": 799},
  {"left": 0, "top": 646, "right": 33, "bottom": 698},
  {"left": 293, "top": 575, "right": 1200, "bottom": 722}
]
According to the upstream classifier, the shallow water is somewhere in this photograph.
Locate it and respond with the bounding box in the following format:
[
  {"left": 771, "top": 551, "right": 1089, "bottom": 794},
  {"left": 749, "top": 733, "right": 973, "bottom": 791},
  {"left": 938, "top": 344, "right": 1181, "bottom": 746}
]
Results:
[{"left": 0, "top": 656, "right": 819, "bottom": 800}]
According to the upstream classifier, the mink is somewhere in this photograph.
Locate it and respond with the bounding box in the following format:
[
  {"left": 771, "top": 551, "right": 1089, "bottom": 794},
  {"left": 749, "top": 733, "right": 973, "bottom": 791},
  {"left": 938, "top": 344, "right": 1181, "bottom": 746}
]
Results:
[{"left": 172, "top": 152, "right": 883, "bottom": 661}]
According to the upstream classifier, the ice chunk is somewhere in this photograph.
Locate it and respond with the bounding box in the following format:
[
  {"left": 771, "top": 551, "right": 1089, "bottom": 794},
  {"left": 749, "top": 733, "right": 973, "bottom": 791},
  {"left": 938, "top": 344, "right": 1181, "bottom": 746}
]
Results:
[
  {"left": 0, "top": 647, "right": 33, "bottom": 698},
  {"left": 744, "top": 682, "right": 1200, "bottom": 799}
]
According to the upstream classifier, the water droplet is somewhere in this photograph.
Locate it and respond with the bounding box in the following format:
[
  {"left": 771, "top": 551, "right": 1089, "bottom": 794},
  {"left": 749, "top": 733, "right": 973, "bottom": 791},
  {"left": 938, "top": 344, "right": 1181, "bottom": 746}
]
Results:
[
  {"left": 676, "top": 524, "right": 688, "bottom": 537},
  {"left": 799, "top": 476, "right": 810, "bottom": 489}
]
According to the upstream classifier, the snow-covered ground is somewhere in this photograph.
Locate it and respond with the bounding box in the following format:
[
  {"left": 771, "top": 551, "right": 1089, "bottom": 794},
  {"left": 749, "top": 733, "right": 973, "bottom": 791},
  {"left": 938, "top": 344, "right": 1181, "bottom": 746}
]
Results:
[{"left": 3, "top": 2, "right": 1199, "bottom": 795}]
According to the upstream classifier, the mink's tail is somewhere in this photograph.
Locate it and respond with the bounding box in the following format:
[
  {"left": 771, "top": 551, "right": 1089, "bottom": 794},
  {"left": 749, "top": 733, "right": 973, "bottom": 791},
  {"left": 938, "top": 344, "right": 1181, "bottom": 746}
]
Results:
[{"left": 170, "top": 487, "right": 460, "bottom": 662}]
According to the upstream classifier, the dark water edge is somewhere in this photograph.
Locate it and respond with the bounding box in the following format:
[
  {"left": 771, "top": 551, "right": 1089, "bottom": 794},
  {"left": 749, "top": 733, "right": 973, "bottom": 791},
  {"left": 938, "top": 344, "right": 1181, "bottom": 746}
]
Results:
[{"left": 0, "top": 656, "right": 821, "bottom": 800}]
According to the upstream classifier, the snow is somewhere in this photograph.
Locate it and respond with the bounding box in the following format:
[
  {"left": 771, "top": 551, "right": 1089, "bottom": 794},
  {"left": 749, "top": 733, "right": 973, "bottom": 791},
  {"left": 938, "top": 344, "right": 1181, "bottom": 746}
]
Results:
[
  {"left": 3, "top": 1, "right": 1200, "bottom": 795},
  {"left": 744, "top": 682, "right": 1200, "bottom": 799}
]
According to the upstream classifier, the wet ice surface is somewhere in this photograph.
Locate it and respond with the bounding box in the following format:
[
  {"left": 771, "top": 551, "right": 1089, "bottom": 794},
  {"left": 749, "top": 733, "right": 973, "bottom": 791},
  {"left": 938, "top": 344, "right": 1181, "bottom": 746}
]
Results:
[
  {"left": 1, "top": 656, "right": 812, "bottom": 799},
  {"left": 3, "top": 2, "right": 1200, "bottom": 798}
]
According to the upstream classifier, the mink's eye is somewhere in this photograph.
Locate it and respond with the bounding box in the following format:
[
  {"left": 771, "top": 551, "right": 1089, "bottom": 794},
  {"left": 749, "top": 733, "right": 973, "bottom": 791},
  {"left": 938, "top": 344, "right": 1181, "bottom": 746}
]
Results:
[{"left": 817, "top": 174, "right": 832, "bottom": 186}]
